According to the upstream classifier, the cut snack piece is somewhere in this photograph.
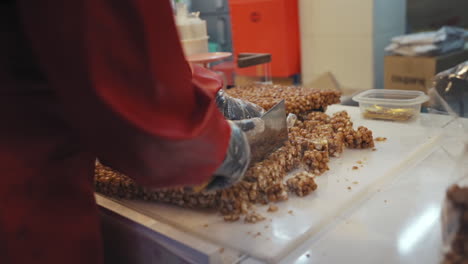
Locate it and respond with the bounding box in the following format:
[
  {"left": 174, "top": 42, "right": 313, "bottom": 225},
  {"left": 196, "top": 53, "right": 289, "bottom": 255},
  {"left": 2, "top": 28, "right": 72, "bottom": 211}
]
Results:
[{"left": 286, "top": 172, "right": 318, "bottom": 197}]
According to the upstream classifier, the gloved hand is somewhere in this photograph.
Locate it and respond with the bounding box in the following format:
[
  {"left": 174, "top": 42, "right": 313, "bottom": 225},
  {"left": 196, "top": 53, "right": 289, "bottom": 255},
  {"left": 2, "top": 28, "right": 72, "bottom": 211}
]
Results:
[
  {"left": 190, "top": 120, "right": 251, "bottom": 192},
  {"left": 215, "top": 89, "right": 265, "bottom": 120},
  {"left": 189, "top": 90, "right": 267, "bottom": 192}
]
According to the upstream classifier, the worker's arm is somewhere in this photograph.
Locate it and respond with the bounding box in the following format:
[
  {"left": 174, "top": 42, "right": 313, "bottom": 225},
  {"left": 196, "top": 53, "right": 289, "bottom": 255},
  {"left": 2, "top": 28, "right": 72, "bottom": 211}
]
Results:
[{"left": 17, "top": 0, "right": 248, "bottom": 188}]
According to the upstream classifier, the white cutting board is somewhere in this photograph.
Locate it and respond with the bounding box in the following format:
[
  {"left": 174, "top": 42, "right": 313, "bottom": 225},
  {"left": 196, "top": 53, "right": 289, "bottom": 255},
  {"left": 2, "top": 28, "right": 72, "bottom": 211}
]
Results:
[{"left": 109, "top": 106, "right": 443, "bottom": 263}]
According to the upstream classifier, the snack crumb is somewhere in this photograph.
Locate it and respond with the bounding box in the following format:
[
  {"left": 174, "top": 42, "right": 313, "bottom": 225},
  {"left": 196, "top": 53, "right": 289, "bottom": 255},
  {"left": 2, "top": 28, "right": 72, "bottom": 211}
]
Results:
[
  {"left": 347, "top": 186, "right": 352, "bottom": 190},
  {"left": 288, "top": 210, "right": 294, "bottom": 215},
  {"left": 353, "top": 181, "right": 359, "bottom": 184},
  {"left": 384, "top": 200, "right": 387, "bottom": 203},
  {"left": 357, "top": 161, "right": 363, "bottom": 164},
  {"left": 267, "top": 204, "right": 278, "bottom": 213},
  {"left": 254, "top": 232, "right": 262, "bottom": 237},
  {"left": 244, "top": 212, "right": 266, "bottom": 223},
  {"left": 372, "top": 148, "right": 377, "bottom": 151},
  {"left": 352, "top": 166, "right": 359, "bottom": 170},
  {"left": 219, "top": 248, "right": 225, "bottom": 253},
  {"left": 375, "top": 137, "right": 387, "bottom": 142}
]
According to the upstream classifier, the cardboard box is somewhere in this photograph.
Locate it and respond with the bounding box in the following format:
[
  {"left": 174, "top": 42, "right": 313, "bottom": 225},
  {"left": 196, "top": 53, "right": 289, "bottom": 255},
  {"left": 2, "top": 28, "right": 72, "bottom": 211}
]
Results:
[{"left": 384, "top": 49, "right": 468, "bottom": 93}]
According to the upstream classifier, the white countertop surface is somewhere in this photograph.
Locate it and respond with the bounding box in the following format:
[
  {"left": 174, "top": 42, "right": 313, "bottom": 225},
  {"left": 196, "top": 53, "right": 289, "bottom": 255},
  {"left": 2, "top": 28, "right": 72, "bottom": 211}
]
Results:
[{"left": 97, "top": 105, "right": 468, "bottom": 264}]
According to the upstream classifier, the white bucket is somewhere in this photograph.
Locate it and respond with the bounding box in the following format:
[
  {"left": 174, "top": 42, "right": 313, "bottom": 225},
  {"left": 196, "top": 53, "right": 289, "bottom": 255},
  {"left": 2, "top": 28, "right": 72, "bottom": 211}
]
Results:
[
  {"left": 177, "top": 20, "right": 207, "bottom": 40},
  {"left": 181, "top": 36, "right": 209, "bottom": 56}
]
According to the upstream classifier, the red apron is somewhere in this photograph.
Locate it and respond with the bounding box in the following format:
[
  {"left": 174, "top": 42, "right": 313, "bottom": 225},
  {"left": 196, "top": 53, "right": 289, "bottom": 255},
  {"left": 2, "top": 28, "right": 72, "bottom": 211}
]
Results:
[{"left": 0, "top": 0, "right": 230, "bottom": 263}]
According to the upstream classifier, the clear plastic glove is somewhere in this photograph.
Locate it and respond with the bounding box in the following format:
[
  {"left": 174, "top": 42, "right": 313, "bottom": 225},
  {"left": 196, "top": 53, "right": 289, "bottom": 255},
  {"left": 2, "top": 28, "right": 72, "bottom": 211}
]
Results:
[
  {"left": 215, "top": 89, "right": 265, "bottom": 120},
  {"left": 190, "top": 118, "right": 268, "bottom": 192},
  {"left": 286, "top": 113, "right": 297, "bottom": 128},
  {"left": 199, "top": 120, "right": 251, "bottom": 192}
]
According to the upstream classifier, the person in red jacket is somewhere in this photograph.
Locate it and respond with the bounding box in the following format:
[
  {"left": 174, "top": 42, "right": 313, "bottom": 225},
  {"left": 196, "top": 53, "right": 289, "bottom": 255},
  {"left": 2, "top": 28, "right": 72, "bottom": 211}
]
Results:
[{"left": 0, "top": 0, "right": 255, "bottom": 263}]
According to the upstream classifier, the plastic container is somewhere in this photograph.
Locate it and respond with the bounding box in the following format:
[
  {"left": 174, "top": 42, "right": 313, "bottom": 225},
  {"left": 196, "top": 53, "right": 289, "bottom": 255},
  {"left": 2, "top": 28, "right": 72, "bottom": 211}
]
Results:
[
  {"left": 180, "top": 36, "right": 209, "bottom": 56},
  {"left": 175, "top": 3, "right": 209, "bottom": 56},
  {"left": 352, "top": 89, "right": 429, "bottom": 121},
  {"left": 177, "top": 21, "right": 207, "bottom": 40}
]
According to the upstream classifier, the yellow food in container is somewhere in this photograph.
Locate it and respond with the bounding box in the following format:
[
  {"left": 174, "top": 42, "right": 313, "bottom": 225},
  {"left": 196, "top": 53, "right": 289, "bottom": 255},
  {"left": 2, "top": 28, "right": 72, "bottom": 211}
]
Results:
[{"left": 353, "top": 89, "right": 429, "bottom": 121}]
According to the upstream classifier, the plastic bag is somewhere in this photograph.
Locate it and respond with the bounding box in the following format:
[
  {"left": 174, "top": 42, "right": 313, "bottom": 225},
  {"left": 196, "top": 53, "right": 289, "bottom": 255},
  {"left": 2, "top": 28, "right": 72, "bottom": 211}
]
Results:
[
  {"left": 434, "top": 61, "right": 468, "bottom": 263},
  {"left": 385, "top": 26, "right": 468, "bottom": 56},
  {"left": 434, "top": 61, "right": 468, "bottom": 96},
  {"left": 391, "top": 27, "right": 468, "bottom": 45},
  {"left": 215, "top": 89, "right": 265, "bottom": 120},
  {"left": 430, "top": 60, "right": 468, "bottom": 117},
  {"left": 423, "top": 61, "right": 468, "bottom": 159}
]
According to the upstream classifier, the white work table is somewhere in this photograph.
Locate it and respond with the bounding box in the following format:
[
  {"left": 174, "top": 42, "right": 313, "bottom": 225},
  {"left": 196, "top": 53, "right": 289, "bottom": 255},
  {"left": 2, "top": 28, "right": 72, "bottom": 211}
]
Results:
[{"left": 97, "top": 105, "right": 468, "bottom": 264}]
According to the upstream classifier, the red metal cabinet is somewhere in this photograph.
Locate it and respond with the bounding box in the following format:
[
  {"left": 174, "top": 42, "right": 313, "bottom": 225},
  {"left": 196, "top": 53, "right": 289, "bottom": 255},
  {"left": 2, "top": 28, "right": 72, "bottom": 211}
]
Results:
[{"left": 229, "top": 0, "right": 301, "bottom": 77}]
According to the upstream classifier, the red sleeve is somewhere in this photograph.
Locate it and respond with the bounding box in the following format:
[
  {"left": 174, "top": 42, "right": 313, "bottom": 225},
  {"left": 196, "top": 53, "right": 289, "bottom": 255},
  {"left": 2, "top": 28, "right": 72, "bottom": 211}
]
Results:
[{"left": 16, "top": 0, "right": 231, "bottom": 188}]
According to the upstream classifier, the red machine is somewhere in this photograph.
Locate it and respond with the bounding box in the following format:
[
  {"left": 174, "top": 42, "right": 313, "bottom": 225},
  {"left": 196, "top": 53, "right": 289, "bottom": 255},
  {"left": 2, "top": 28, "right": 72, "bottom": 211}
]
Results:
[{"left": 229, "top": 0, "right": 301, "bottom": 78}]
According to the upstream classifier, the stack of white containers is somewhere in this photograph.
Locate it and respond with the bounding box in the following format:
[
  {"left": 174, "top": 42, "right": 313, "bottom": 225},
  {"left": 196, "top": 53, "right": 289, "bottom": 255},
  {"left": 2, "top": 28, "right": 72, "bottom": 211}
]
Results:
[
  {"left": 175, "top": 4, "right": 209, "bottom": 56},
  {"left": 299, "top": 0, "right": 406, "bottom": 92}
]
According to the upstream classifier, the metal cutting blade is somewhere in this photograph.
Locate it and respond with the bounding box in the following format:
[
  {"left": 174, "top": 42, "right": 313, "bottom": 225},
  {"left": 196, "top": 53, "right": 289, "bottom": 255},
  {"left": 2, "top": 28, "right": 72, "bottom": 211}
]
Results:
[{"left": 248, "top": 100, "right": 288, "bottom": 163}]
